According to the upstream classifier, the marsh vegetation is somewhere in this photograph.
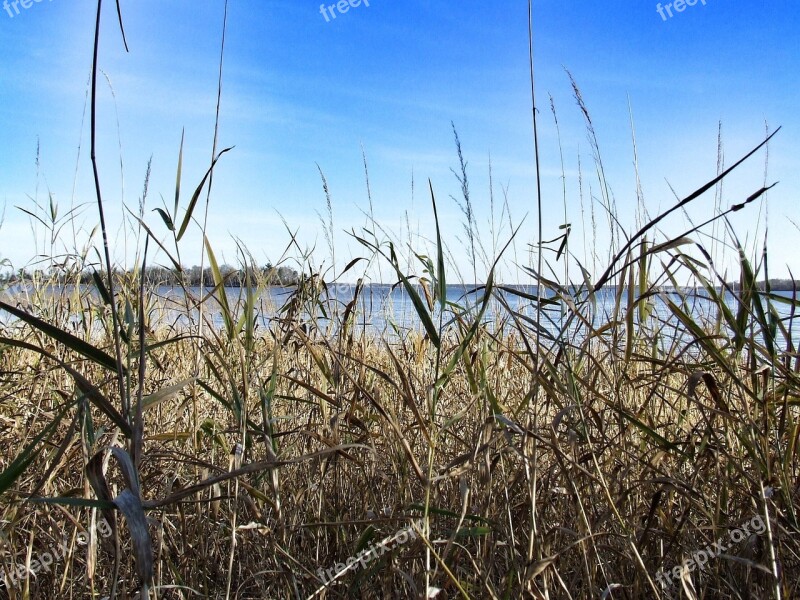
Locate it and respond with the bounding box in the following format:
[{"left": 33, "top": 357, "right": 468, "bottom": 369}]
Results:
[{"left": 0, "top": 3, "right": 798, "bottom": 600}]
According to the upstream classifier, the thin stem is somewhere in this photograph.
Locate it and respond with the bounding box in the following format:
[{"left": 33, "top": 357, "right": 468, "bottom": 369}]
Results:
[
  {"left": 526, "top": 0, "right": 544, "bottom": 584},
  {"left": 89, "top": 0, "right": 128, "bottom": 426}
]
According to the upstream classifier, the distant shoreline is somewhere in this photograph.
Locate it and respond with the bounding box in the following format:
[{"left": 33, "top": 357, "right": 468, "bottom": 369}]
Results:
[{"left": 2, "top": 279, "right": 799, "bottom": 293}]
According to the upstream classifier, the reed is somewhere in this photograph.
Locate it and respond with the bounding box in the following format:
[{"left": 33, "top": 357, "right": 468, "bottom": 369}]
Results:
[{"left": 0, "top": 2, "right": 797, "bottom": 599}]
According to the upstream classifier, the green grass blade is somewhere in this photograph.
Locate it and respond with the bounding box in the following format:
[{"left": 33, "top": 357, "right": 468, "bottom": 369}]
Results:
[
  {"left": 204, "top": 236, "right": 234, "bottom": 338},
  {"left": 429, "top": 180, "right": 446, "bottom": 312},
  {"left": 0, "top": 301, "right": 124, "bottom": 374},
  {"left": 176, "top": 146, "right": 234, "bottom": 241},
  {"left": 389, "top": 244, "right": 440, "bottom": 347},
  {"left": 0, "top": 401, "right": 74, "bottom": 496},
  {"left": 174, "top": 128, "right": 185, "bottom": 218},
  {"left": 29, "top": 496, "right": 116, "bottom": 509}
]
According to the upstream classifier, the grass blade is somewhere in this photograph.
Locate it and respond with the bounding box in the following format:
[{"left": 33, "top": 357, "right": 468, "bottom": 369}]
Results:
[{"left": 0, "top": 302, "right": 124, "bottom": 374}]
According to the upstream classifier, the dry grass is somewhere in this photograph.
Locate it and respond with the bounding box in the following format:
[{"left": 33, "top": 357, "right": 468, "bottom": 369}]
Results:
[
  {"left": 0, "top": 3, "right": 798, "bottom": 598},
  {"left": 1, "top": 234, "right": 799, "bottom": 599}
]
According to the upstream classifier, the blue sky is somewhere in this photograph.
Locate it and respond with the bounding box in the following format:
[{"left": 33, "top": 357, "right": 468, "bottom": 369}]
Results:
[{"left": 0, "top": 0, "right": 798, "bottom": 282}]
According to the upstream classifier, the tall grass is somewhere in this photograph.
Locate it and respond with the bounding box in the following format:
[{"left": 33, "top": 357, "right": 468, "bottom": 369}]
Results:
[{"left": 0, "top": 2, "right": 798, "bottom": 599}]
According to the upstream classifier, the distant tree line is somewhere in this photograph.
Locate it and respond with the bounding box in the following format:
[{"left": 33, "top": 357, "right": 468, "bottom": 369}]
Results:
[
  {"left": 3, "top": 269, "right": 797, "bottom": 292},
  {"left": 1, "top": 264, "right": 301, "bottom": 287},
  {"left": 728, "top": 279, "right": 799, "bottom": 292}
]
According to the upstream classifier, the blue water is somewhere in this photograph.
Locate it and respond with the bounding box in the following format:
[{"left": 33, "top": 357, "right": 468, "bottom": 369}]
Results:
[
  {"left": 153, "top": 284, "right": 800, "bottom": 351},
  {"left": 2, "top": 284, "right": 798, "bottom": 351}
]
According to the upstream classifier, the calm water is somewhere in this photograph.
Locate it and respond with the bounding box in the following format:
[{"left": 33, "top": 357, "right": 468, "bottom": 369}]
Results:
[{"left": 2, "top": 284, "right": 799, "bottom": 350}]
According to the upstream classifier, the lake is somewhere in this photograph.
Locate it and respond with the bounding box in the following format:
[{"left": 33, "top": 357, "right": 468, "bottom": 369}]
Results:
[{"left": 2, "top": 283, "right": 798, "bottom": 351}]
